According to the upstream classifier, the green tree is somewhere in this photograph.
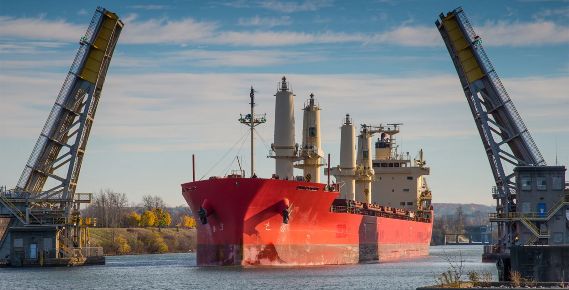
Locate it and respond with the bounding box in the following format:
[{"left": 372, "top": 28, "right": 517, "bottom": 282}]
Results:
[{"left": 140, "top": 210, "right": 157, "bottom": 227}]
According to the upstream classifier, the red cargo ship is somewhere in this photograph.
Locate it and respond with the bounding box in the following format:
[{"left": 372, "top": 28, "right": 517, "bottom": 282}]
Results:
[{"left": 182, "top": 77, "right": 433, "bottom": 266}]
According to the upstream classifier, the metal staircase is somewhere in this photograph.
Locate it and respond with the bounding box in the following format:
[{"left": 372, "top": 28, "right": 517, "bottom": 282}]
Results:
[
  {"left": 0, "top": 193, "right": 26, "bottom": 224},
  {"left": 489, "top": 193, "right": 568, "bottom": 244}
]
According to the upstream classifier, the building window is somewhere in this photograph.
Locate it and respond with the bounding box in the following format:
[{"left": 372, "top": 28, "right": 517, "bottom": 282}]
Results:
[
  {"left": 552, "top": 175, "right": 563, "bottom": 190},
  {"left": 14, "top": 238, "right": 23, "bottom": 248},
  {"left": 394, "top": 163, "right": 400, "bottom": 167},
  {"left": 403, "top": 188, "right": 410, "bottom": 192},
  {"left": 521, "top": 202, "right": 530, "bottom": 213},
  {"left": 407, "top": 176, "right": 413, "bottom": 180},
  {"left": 553, "top": 232, "right": 563, "bottom": 244},
  {"left": 363, "top": 150, "right": 369, "bottom": 160},
  {"left": 536, "top": 176, "right": 547, "bottom": 191},
  {"left": 309, "top": 127, "right": 316, "bottom": 137},
  {"left": 520, "top": 176, "right": 531, "bottom": 191},
  {"left": 400, "top": 202, "right": 406, "bottom": 206},
  {"left": 407, "top": 202, "right": 413, "bottom": 206},
  {"left": 381, "top": 163, "right": 388, "bottom": 167}
]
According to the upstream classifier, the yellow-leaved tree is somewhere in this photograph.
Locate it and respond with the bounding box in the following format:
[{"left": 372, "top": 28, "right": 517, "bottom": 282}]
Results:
[
  {"left": 140, "top": 210, "right": 157, "bottom": 227},
  {"left": 181, "top": 215, "right": 197, "bottom": 228},
  {"left": 154, "top": 208, "right": 172, "bottom": 228},
  {"left": 125, "top": 211, "right": 141, "bottom": 227},
  {"left": 115, "top": 235, "right": 131, "bottom": 254}
]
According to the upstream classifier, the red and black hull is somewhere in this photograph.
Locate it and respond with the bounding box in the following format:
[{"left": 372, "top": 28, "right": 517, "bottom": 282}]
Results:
[{"left": 182, "top": 178, "right": 433, "bottom": 266}]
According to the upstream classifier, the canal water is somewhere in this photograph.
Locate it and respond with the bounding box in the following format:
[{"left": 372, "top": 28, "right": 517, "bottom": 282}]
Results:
[{"left": 0, "top": 245, "right": 496, "bottom": 290}]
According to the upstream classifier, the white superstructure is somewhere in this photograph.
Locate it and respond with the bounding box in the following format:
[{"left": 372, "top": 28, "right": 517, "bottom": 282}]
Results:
[
  {"left": 331, "top": 123, "right": 431, "bottom": 210},
  {"left": 369, "top": 125, "right": 431, "bottom": 210},
  {"left": 271, "top": 76, "right": 297, "bottom": 180}
]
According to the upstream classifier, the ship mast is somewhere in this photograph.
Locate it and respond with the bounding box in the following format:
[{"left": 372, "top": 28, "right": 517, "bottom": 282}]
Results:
[{"left": 239, "top": 87, "right": 266, "bottom": 177}]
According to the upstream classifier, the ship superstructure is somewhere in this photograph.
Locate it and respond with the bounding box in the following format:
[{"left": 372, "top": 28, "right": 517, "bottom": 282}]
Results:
[
  {"left": 182, "top": 76, "right": 433, "bottom": 266},
  {"left": 331, "top": 122, "right": 431, "bottom": 210}
]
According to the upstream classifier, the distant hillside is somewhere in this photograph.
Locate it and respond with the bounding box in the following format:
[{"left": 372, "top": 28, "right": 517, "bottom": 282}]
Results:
[{"left": 433, "top": 203, "right": 494, "bottom": 217}]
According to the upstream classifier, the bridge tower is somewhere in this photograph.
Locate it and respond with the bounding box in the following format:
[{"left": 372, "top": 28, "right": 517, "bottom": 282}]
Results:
[
  {"left": 437, "top": 8, "right": 568, "bottom": 281},
  {"left": 0, "top": 7, "right": 123, "bottom": 266}
]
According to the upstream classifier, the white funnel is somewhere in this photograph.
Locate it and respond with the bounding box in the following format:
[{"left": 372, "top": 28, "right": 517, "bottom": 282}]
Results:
[{"left": 272, "top": 76, "right": 296, "bottom": 180}]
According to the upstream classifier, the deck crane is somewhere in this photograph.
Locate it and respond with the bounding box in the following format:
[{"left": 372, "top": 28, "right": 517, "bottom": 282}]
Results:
[
  {"left": 436, "top": 8, "right": 547, "bottom": 258},
  {"left": 0, "top": 7, "right": 123, "bottom": 266}
]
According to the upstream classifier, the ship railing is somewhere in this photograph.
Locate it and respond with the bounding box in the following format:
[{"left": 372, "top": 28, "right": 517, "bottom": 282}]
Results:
[{"left": 330, "top": 204, "right": 431, "bottom": 223}]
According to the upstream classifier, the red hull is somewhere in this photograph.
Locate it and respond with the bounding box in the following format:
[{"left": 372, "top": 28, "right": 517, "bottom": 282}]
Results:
[{"left": 182, "top": 178, "right": 433, "bottom": 266}]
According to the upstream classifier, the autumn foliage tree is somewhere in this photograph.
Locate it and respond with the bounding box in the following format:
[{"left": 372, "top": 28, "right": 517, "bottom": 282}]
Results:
[
  {"left": 181, "top": 215, "right": 197, "bottom": 228},
  {"left": 154, "top": 208, "right": 172, "bottom": 228},
  {"left": 125, "top": 211, "right": 141, "bottom": 227},
  {"left": 140, "top": 210, "right": 157, "bottom": 227}
]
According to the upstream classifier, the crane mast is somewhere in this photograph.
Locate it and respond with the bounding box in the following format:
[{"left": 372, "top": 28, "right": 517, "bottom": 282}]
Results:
[
  {"left": 436, "top": 8, "right": 546, "bottom": 252},
  {"left": 239, "top": 87, "right": 266, "bottom": 177}
]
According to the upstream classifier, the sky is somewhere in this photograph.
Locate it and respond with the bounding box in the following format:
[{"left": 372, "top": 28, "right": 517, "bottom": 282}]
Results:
[{"left": 0, "top": 0, "right": 567, "bottom": 207}]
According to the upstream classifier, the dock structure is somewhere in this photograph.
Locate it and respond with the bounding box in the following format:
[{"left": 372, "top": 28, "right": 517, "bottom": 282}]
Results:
[
  {"left": 0, "top": 7, "right": 123, "bottom": 267},
  {"left": 437, "top": 7, "right": 568, "bottom": 282}
]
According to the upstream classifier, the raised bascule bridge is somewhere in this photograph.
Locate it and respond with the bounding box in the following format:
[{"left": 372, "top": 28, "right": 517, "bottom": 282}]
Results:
[
  {"left": 0, "top": 7, "right": 123, "bottom": 267},
  {"left": 437, "top": 7, "right": 568, "bottom": 282}
]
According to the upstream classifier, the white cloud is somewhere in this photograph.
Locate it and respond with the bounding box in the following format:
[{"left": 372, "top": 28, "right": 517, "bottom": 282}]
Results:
[
  {"left": 370, "top": 26, "right": 440, "bottom": 47},
  {"left": 533, "top": 7, "right": 569, "bottom": 20},
  {"left": 121, "top": 17, "right": 218, "bottom": 44},
  {"left": 1, "top": 72, "right": 566, "bottom": 143},
  {"left": 0, "top": 41, "right": 68, "bottom": 54},
  {"left": 0, "top": 59, "right": 71, "bottom": 69},
  {"left": 238, "top": 16, "right": 292, "bottom": 27},
  {"left": 477, "top": 21, "right": 569, "bottom": 46},
  {"left": 0, "top": 16, "right": 84, "bottom": 42},
  {"left": 213, "top": 30, "right": 365, "bottom": 46},
  {"left": 259, "top": 0, "right": 333, "bottom": 13},
  {"left": 169, "top": 49, "right": 322, "bottom": 67},
  {"left": 369, "top": 20, "right": 569, "bottom": 47},
  {"left": 1, "top": 14, "right": 568, "bottom": 47},
  {"left": 129, "top": 4, "right": 168, "bottom": 10}
]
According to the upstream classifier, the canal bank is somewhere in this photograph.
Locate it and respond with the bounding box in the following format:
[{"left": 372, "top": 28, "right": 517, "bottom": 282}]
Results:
[{"left": 89, "top": 228, "right": 196, "bottom": 256}]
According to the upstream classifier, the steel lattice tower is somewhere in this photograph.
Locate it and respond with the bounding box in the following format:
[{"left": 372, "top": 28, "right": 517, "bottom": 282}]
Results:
[
  {"left": 0, "top": 7, "right": 123, "bottom": 255},
  {"left": 436, "top": 8, "right": 546, "bottom": 251}
]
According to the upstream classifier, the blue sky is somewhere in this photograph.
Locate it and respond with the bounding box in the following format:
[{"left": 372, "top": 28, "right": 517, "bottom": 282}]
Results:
[{"left": 0, "top": 0, "right": 568, "bottom": 206}]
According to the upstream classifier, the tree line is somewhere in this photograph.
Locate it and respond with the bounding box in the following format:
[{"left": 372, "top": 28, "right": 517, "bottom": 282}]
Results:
[
  {"left": 83, "top": 189, "right": 197, "bottom": 229},
  {"left": 431, "top": 205, "right": 492, "bottom": 245}
]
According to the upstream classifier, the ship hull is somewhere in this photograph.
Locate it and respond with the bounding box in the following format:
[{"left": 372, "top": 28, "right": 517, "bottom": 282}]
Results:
[{"left": 182, "top": 178, "right": 433, "bottom": 266}]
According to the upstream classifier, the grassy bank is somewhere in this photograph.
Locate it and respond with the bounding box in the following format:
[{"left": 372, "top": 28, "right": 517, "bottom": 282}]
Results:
[{"left": 89, "top": 228, "right": 196, "bottom": 256}]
